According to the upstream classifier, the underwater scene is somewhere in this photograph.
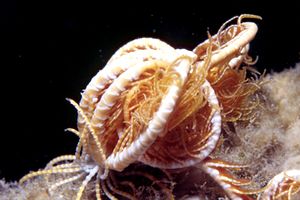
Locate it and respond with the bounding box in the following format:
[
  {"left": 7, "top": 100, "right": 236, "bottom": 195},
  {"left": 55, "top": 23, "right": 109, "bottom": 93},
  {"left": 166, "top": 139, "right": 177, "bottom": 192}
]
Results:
[{"left": 1, "top": 1, "right": 299, "bottom": 200}]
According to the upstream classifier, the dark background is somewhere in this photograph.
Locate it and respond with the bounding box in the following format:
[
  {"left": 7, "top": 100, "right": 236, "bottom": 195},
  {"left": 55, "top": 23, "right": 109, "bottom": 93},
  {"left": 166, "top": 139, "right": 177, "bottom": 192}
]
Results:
[{"left": 1, "top": 1, "right": 299, "bottom": 181}]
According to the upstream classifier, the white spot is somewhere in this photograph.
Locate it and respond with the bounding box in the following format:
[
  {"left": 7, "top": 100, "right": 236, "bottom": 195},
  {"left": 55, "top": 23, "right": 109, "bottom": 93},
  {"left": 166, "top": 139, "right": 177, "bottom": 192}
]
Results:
[{"left": 92, "top": 97, "right": 98, "bottom": 103}]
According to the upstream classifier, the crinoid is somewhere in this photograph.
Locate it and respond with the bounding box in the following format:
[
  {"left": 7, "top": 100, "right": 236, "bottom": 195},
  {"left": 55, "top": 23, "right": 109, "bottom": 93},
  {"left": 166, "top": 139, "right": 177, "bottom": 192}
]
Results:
[
  {"left": 258, "top": 170, "right": 300, "bottom": 200},
  {"left": 20, "top": 14, "right": 266, "bottom": 199}
]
